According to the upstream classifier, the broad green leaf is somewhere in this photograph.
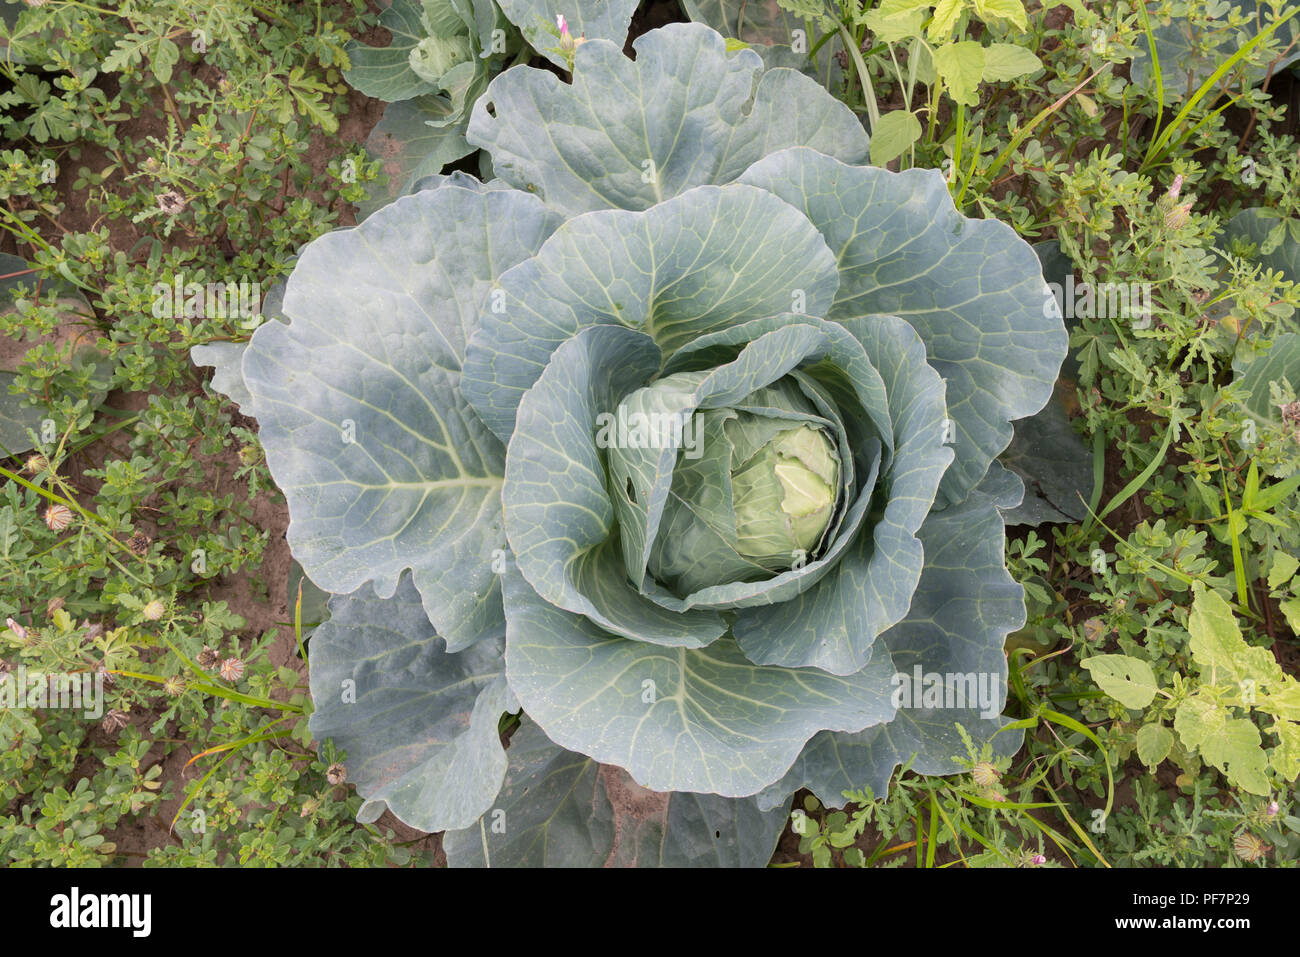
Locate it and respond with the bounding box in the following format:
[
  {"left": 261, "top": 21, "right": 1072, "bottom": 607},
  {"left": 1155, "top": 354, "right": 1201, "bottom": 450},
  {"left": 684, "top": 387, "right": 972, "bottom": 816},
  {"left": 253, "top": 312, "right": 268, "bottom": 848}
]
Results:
[
  {"left": 1136, "top": 722, "right": 1174, "bottom": 768},
  {"left": 998, "top": 378, "right": 1093, "bottom": 526},
  {"left": 502, "top": 560, "right": 899, "bottom": 796},
  {"left": 1234, "top": 333, "right": 1300, "bottom": 430},
  {"left": 861, "top": 7, "right": 926, "bottom": 43},
  {"left": 307, "top": 576, "right": 516, "bottom": 831},
  {"left": 973, "top": 0, "right": 1028, "bottom": 29},
  {"left": 1081, "top": 654, "right": 1159, "bottom": 709},
  {"left": 0, "top": 371, "right": 44, "bottom": 457},
  {"left": 756, "top": 471, "right": 1024, "bottom": 809},
  {"left": 1174, "top": 693, "right": 1224, "bottom": 753},
  {"left": 462, "top": 184, "right": 838, "bottom": 442},
  {"left": 731, "top": 314, "right": 953, "bottom": 674},
  {"left": 496, "top": 0, "right": 637, "bottom": 70},
  {"left": 502, "top": 323, "right": 728, "bottom": 647},
  {"left": 1282, "top": 598, "right": 1300, "bottom": 634},
  {"left": 739, "top": 147, "right": 1065, "bottom": 505},
  {"left": 355, "top": 95, "right": 474, "bottom": 221},
  {"left": 1220, "top": 208, "right": 1300, "bottom": 284},
  {"left": 242, "top": 183, "right": 562, "bottom": 650},
  {"left": 869, "top": 110, "right": 923, "bottom": 166},
  {"left": 981, "top": 43, "right": 1042, "bottom": 82},
  {"left": 442, "top": 720, "right": 791, "bottom": 866},
  {"left": 1269, "top": 551, "right": 1299, "bottom": 590},
  {"left": 1272, "top": 719, "right": 1300, "bottom": 781},
  {"left": 1204, "top": 717, "right": 1271, "bottom": 795},
  {"left": 928, "top": 0, "right": 965, "bottom": 40},
  {"left": 1187, "top": 581, "right": 1250, "bottom": 684},
  {"left": 466, "top": 23, "right": 868, "bottom": 215},
  {"left": 932, "top": 40, "right": 985, "bottom": 106},
  {"left": 680, "top": 0, "right": 846, "bottom": 92},
  {"left": 344, "top": 0, "right": 444, "bottom": 101}
]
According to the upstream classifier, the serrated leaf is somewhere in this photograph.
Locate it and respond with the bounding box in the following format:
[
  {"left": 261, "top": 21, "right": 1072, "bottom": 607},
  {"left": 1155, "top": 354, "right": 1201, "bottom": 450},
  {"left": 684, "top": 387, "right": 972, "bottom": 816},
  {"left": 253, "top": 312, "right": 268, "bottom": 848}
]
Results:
[
  {"left": 1081, "top": 654, "right": 1159, "bottom": 709},
  {"left": 1268, "top": 551, "right": 1299, "bottom": 591},
  {"left": 933, "top": 40, "right": 985, "bottom": 106},
  {"left": 1187, "top": 582, "right": 1249, "bottom": 684}
]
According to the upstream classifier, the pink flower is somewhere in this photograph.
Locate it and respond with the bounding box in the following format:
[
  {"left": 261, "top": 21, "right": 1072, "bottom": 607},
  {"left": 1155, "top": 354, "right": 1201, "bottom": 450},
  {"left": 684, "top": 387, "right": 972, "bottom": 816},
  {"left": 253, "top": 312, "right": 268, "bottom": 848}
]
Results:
[
  {"left": 1167, "top": 174, "right": 1183, "bottom": 200},
  {"left": 219, "top": 657, "right": 245, "bottom": 682}
]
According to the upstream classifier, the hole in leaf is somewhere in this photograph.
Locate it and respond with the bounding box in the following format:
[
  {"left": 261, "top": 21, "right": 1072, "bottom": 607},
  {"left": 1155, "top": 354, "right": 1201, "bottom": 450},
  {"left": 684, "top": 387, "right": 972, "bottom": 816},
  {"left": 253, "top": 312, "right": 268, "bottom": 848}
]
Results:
[{"left": 625, "top": 477, "right": 637, "bottom": 503}]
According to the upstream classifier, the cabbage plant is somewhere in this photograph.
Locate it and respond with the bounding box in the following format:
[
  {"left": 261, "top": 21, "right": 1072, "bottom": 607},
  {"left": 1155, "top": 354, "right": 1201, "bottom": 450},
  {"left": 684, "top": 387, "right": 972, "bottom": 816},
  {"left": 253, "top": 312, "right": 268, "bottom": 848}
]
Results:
[{"left": 208, "top": 23, "right": 1066, "bottom": 866}]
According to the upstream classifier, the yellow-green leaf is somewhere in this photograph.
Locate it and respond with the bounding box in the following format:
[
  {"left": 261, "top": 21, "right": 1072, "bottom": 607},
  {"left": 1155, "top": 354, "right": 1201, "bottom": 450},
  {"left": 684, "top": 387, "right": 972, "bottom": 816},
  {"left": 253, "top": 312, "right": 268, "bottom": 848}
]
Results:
[{"left": 1081, "top": 654, "right": 1159, "bottom": 709}]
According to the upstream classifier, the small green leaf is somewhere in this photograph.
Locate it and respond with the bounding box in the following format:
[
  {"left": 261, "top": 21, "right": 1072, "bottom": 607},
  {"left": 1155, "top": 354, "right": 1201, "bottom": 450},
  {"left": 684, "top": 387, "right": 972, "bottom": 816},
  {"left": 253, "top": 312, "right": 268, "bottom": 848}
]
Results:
[
  {"left": 1081, "top": 654, "right": 1159, "bottom": 709},
  {"left": 1135, "top": 722, "right": 1173, "bottom": 769},
  {"left": 869, "top": 110, "right": 923, "bottom": 166}
]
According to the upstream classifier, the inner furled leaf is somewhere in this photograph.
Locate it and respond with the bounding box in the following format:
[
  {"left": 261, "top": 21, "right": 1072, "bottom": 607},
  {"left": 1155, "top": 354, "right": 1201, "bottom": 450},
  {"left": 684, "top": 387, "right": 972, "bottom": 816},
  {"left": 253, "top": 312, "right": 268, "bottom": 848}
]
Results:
[{"left": 642, "top": 377, "right": 846, "bottom": 599}]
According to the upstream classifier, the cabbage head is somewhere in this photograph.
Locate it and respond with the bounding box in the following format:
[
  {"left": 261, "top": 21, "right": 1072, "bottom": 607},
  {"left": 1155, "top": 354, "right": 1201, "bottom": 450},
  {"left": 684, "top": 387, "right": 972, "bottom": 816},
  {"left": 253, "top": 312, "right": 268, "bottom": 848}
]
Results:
[{"left": 210, "top": 23, "right": 1067, "bottom": 867}]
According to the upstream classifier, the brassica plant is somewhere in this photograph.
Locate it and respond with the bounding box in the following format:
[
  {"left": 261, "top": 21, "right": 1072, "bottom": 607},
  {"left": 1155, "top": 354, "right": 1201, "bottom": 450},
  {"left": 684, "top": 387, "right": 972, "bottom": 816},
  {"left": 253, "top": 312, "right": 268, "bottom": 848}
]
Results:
[{"left": 207, "top": 23, "right": 1067, "bottom": 866}]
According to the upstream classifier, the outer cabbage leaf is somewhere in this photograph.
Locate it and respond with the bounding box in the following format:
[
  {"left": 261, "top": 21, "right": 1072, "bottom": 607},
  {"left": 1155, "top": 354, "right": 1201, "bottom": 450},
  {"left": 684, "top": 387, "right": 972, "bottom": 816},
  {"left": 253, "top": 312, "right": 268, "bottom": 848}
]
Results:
[
  {"left": 739, "top": 147, "right": 1065, "bottom": 506},
  {"left": 466, "top": 22, "right": 868, "bottom": 216},
  {"left": 680, "top": 0, "right": 845, "bottom": 92},
  {"left": 1131, "top": 3, "right": 1300, "bottom": 102},
  {"left": 496, "top": 0, "right": 638, "bottom": 70},
  {"left": 442, "top": 720, "right": 790, "bottom": 867},
  {"left": 757, "top": 470, "right": 1026, "bottom": 808},
  {"left": 307, "top": 575, "right": 517, "bottom": 831},
  {"left": 241, "top": 183, "right": 562, "bottom": 650},
  {"left": 462, "top": 183, "right": 838, "bottom": 442},
  {"left": 344, "top": 0, "right": 445, "bottom": 101},
  {"left": 502, "top": 557, "right": 898, "bottom": 796}
]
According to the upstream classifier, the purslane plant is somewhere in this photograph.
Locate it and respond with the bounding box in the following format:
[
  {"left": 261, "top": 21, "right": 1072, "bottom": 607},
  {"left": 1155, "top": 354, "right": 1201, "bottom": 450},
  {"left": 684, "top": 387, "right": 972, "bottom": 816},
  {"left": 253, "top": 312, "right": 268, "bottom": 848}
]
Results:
[{"left": 205, "top": 23, "right": 1067, "bottom": 866}]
